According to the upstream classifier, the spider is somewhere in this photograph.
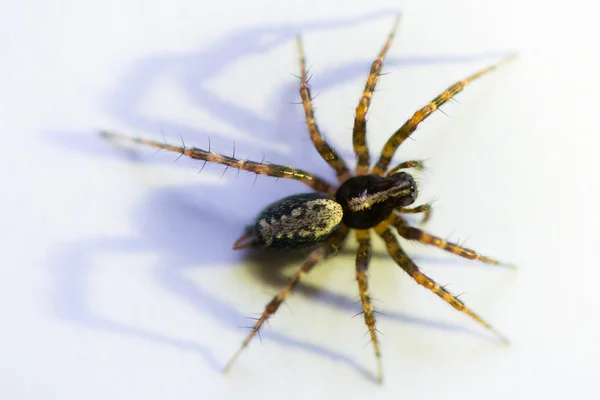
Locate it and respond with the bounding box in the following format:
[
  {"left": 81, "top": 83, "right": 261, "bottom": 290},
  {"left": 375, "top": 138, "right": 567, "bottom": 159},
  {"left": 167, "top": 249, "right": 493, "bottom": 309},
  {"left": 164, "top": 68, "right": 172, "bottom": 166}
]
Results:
[{"left": 101, "top": 15, "right": 515, "bottom": 383}]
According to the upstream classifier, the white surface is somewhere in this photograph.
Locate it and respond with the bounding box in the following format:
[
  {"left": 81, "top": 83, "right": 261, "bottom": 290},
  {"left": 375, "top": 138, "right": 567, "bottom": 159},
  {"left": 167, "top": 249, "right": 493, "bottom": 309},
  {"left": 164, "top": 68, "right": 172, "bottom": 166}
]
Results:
[{"left": 1, "top": 1, "right": 599, "bottom": 399}]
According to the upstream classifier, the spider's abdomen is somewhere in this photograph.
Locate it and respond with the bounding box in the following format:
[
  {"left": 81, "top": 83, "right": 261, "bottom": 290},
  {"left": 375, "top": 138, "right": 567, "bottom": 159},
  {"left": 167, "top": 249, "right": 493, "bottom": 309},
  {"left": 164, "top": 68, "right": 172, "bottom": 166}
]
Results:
[
  {"left": 335, "top": 172, "right": 417, "bottom": 229},
  {"left": 247, "top": 193, "right": 343, "bottom": 250}
]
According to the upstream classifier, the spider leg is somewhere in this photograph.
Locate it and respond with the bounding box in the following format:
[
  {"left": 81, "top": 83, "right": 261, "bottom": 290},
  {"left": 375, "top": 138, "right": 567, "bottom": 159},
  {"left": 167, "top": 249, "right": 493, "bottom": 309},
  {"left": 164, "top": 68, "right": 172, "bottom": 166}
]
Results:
[
  {"left": 391, "top": 213, "right": 515, "bottom": 268},
  {"left": 386, "top": 159, "right": 425, "bottom": 176},
  {"left": 397, "top": 203, "right": 432, "bottom": 225},
  {"left": 223, "top": 225, "right": 350, "bottom": 373},
  {"left": 354, "top": 229, "right": 383, "bottom": 383},
  {"left": 100, "top": 131, "right": 337, "bottom": 195},
  {"left": 372, "top": 54, "right": 516, "bottom": 176},
  {"left": 353, "top": 14, "right": 401, "bottom": 176},
  {"left": 296, "top": 36, "right": 351, "bottom": 183},
  {"left": 373, "top": 221, "right": 509, "bottom": 343}
]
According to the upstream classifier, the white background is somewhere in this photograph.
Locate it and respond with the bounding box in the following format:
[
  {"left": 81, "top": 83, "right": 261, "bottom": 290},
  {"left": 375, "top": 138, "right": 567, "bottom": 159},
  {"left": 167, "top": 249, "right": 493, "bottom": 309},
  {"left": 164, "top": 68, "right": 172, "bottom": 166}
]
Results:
[{"left": 1, "top": 0, "right": 598, "bottom": 399}]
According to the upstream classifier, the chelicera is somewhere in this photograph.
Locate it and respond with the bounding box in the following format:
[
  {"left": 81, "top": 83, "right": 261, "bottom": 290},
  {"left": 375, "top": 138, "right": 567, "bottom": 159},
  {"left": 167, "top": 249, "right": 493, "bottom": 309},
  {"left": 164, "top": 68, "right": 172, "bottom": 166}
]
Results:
[{"left": 102, "top": 15, "right": 515, "bottom": 383}]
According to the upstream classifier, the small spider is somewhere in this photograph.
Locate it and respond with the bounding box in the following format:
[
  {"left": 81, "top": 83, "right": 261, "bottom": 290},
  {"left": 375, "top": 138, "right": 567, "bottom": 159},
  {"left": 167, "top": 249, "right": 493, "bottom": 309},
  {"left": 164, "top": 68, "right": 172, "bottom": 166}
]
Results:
[{"left": 102, "top": 15, "right": 515, "bottom": 383}]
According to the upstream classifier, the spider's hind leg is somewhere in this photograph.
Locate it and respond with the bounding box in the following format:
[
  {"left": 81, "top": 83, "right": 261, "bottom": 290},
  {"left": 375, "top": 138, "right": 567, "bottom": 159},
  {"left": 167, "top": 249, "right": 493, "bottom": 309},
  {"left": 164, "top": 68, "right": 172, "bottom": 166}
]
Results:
[
  {"left": 296, "top": 37, "right": 351, "bottom": 183},
  {"left": 100, "top": 131, "right": 337, "bottom": 194},
  {"left": 223, "top": 225, "right": 350, "bottom": 372},
  {"left": 354, "top": 229, "right": 383, "bottom": 383}
]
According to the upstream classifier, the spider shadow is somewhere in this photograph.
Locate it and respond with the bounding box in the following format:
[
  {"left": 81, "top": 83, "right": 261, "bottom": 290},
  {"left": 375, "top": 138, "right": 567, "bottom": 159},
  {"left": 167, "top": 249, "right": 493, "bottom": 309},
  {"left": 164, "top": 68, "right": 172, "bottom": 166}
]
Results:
[
  {"left": 244, "top": 242, "right": 501, "bottom": 340},
  {"left": 48, "top": 11, "right": 509, "bottom": 382},
  {"left": 51, "top": 181, "right": 495, "bottom": 382}
]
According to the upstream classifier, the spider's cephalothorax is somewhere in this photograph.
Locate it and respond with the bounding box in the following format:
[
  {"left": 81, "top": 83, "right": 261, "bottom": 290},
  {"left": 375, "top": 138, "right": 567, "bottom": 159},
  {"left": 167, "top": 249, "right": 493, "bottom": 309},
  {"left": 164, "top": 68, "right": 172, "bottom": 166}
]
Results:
[
  {"left": 336, "top": 172, "right": 417, "bottom": 229},
  {"left": 102, "top": 14, "right": 516, "bottom": 384}
]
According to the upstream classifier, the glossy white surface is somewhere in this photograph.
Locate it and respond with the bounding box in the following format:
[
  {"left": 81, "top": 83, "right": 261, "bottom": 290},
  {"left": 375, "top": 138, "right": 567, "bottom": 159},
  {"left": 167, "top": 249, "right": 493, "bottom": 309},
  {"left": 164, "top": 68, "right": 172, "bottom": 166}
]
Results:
[{"left": 2, "top": 1, "right": 599, "bottom": 398}]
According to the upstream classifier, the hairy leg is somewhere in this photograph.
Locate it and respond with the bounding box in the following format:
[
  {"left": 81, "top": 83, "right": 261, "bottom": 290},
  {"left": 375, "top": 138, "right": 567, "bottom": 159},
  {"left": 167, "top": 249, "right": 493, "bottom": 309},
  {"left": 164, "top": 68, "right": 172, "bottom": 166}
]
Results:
[
  {"left": 353, "top": 14, "right": 401, "bottom": 175},
  {"left": 354, "top": 229, "right": 382, "bottom": 383},
  {"left": 296, "top": 37, "right": 351, "bottom": 182},
  {"left": 101, "top": 131, "right": 337, "bottom": 195},
  {"left": 223, "top": 225, "right": 350, "bottom": 372},
  {"left": 372, "top": 54, "right": 516, "bottom": 175},
  {"left": 386, "top": 159, "right": 425, "bottom": 176},
  {"left": 374, "top": 221, "right": 508, "bottom": 343},
  {"left": 391, "top": 213, "right": 514, "bottom": 268},
  {"left": 397, "top": 203, "right": 432, "bottom": 225}
]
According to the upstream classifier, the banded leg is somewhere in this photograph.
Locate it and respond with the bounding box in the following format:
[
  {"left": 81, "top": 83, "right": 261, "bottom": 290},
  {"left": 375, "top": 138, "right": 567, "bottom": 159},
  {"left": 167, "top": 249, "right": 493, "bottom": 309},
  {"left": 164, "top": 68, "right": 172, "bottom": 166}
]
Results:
[
  {"left": 374, "top": 223, "right": 508, "bottom": 343},
  {"left": 354, "top": 229, "right": 382, "bottom": 383},
  {"left": 296, "top": 37, "right": 351, "bottom": 182},
  {"left": 397, "top": 203, "right": 432, "bottom": 225},
  {"left": 100, "top": 131, "right": 336, "bottom": 195},
  {"left": 387, "top": 160, "right": 425, "bottom": 176},
  {"left": 372, "top": 54, "right": 516, "bottom": 176},
  {"left": 353, "top": 14, "right": 401, "bottom": 175},
  {"left": 391, "top": 213, "right": 514, "bottom": 268},
  {"left": 223, "top": 225, "right": 350, "bottom": 372}
]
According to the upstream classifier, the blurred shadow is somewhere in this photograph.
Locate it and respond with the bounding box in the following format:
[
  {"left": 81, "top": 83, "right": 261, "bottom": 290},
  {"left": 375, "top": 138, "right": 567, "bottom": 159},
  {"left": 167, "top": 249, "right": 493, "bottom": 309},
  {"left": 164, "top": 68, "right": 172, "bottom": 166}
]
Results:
[{"left": 48, "top": 11, "right": 508, "bottom": 381}]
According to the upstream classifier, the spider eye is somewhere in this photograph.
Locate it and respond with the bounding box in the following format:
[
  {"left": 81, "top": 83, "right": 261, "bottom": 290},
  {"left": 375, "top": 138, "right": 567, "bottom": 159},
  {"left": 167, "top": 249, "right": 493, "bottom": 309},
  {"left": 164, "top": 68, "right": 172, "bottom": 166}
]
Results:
[{"left": 388, "top": 171, "right": 418, "bottom": 207}]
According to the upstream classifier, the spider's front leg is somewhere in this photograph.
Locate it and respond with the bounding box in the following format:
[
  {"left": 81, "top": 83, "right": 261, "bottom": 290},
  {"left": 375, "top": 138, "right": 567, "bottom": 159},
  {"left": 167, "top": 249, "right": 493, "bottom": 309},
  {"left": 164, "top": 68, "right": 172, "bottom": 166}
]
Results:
[
  {"left": 223, "top": 225, "right": 350, "bottom": 372},
  {"left": 372, "top": 54, "right": 516, "bottom": 176},
  {"left": 390, "top": 214, "right": 515, "bottom": 268},
  {"left": 386, "top": 160, "right": 426, "bottom": 176},
  {"left": 397, "top": 203, "right": 432, "bottom": 225},
  {"left": 374, "top": 220, "right": 509, "bottom": 343},
  {"left": 352, "top": 14, "right": 401, "bottom": 175},
  {"left": 385, "top": 159, "right": 432, "bottom": 223}
]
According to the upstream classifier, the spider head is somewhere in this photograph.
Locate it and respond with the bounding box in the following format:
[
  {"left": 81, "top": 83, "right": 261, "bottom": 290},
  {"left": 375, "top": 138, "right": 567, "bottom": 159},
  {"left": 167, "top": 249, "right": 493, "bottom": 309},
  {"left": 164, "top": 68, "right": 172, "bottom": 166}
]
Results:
[{"left": 335, "top": 172, "right": 417, "bottom": 229}]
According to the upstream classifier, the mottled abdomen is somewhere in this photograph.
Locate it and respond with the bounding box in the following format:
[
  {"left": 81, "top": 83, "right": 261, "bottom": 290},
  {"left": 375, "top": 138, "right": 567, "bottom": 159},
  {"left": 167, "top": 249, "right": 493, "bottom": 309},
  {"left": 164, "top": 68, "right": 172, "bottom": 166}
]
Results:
[{"left": 247, "top": 193, "right": 343, "bottom": 250}]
